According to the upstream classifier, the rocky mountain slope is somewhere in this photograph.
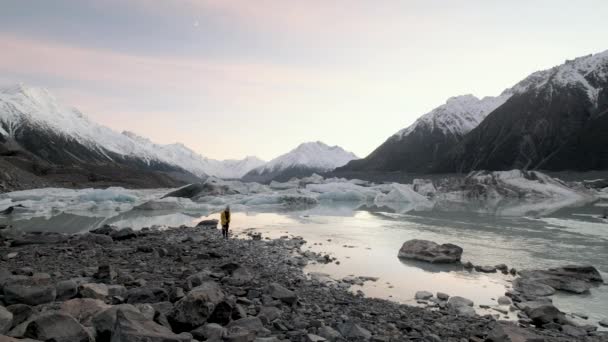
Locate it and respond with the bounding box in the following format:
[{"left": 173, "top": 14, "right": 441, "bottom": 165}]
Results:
[
  {"left": 0, "top": 85, "right": 264, "bottom": 190},
  {"left": 338, "top": 49, "right": 608, "bottom": 174},
  {"left": 242, "top": 142, "right": 358, "bottom": 183},
  {"left": 439, "top": 50, "right": 608, "bottom": 172}
]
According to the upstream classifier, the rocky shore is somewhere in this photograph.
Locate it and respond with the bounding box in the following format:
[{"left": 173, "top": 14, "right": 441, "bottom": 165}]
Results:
[{"left": 0, "top": 224, "right": 607, "bottom": 341}]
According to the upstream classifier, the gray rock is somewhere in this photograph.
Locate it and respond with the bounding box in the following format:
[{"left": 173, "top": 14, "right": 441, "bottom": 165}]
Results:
[
  {"left": 191, "top": 322, "right": 226, "bottom": 341},
  {"left": 497, "top": 296, "right": 511, "bottom": 305},
  {"left": 185, "top": 271, "right": 214, "bottom": 291},
  {"left": 226, "top": 267, "right": 254, "bottom": 286},
  {"left": 266, "top": 282, "right": 297, "bottom": 305},
  {"left": 0, "top": 305, "right": 13, "bottom": 334},
  {"left": 337, "top": 322, "right": 371, "bottom": 341},
  {"left": 170, "top": 281, "right": 225, "bottom": 332},
  {"left": 524, "top": 304, "right": 565, "bottom": 327},
  {"left": 90, "top": 225, "right": 115, "bottom": 235},
  {"left": 226, "top": 317, "right": 271, "bottom": 337},
  {"left": 447, "top": 296, "right": 474, "bottom": 308},
  {"left": 110, "top": 308, "right": 191, "bottom": 342},
  {"left": 126, "top": 287, "right": 169, "bottom": 304},
  {"left": 108, "top": 285, "right": 127, "bottom": 298},
  {"left": 317, "top": 326, "right": 344, "bottom": 342},
  {"left": 561, "top": 324, "right": 587, "bottom": 337},
  {"left": 91, "top": 304, "right": 140, "bottom": 341},
  {"left": 6, "top": 304, "right": 33, "bottom": 327},
  {"left": 111, "top": 228, "right": 137, "bottom": 241},
  {"left": 197, "top": 219, "right": 219, "bottom": 228},
  {"left": 599, "top": 319, "right": 608, "bottom": 328},
  {"left": 257, "top": 306, "right": 282, "bottom": 323},
  {"left": 306, "top": 334, "right": 327, "bottom": 342},
  {"left": 397, "top": 239, "right": 462, "bottom": 263},
  {"left": 517, "top": 265, "right": 603, "bottom": 295},
  {"left": 59, "top": 298, "right": 110, "bottom": 326},
  {"left": 436, "top": 292, "right": 450, "bottom": 301},
  {"left": 10, "top": 233, "right": 69, "bottom": 246},
  {"left": 55, "top": 280, "right": 79, "bottom": 301},
  {"left": 415, "top": 291, "right": 433, "bottom": 300},
  {"left": 474, "top": 265, "right": 497, "bottom": 273},
  {"left": 94, "top": 265, "right": 117, "bottom": 283},
  {"left": 513, "top": 278, "right": 556, "bottom": 297},
  {"left": 3, "top": 277, "right": 57, "bottom": 306},
  {"left": 134, "top": 304, "right": 156, "bottom": 321},
  {"left": 80, "top": 283, "right": 109, "bottom": 301},
  {"left": 24, "top": 311, "right": 92, "bottom": 342}
]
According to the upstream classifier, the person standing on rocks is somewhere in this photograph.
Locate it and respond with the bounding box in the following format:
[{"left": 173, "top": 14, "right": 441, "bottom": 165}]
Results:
[{"left": 221, "top": 205, "right": 231, "bottom": 239}]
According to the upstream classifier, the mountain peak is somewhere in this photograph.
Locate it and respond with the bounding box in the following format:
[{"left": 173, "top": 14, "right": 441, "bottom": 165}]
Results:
[{"left": 251, "top": 141, "right": 358, "bottom": 175}]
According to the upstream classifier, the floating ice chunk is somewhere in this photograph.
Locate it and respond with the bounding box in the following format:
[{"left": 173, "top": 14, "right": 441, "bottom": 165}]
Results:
[
  {"left": 78, "top": 188, "right": 138, "bottom": 203},
  {"left": 374, "top": 183, "right": 433, "bottom": 212},
  {"left": 412, "top": 179, "right": 436, "bottom": 197},
  {"left": 307, "top": 182, "right": 377, "bottom": 202}
]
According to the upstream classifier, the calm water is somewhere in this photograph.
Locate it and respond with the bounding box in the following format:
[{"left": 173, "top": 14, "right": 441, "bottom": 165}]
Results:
[{"left": 2, "top": 201, "right": 607, "bottom": 327}]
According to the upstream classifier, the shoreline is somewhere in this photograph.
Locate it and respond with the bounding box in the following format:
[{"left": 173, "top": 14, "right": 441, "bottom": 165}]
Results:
[{"left": 1, "top": 224, "right": 606, "bottom": 341}]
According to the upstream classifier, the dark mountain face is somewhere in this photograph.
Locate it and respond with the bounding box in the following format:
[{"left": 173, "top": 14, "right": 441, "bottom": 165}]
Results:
[
  {"left": 338, "top": 127, "right": 462, "bottom": 174},
  {"left": 438, "top": 84, "right": 607, "bottom": 173}
]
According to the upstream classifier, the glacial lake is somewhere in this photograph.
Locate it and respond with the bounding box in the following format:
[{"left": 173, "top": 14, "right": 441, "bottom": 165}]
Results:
[{"left": 1, "top": 200, "right": 607, "bottom": 328}]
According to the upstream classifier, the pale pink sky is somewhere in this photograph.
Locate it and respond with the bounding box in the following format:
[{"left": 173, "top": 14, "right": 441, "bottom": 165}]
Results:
[{"left": 1, "top": 0, "right": 607, "bottom": 160}]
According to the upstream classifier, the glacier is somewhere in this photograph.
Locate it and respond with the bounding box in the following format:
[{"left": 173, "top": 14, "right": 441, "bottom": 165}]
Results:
[{"left": 0, "top": 171, "right": 599, "bottom": 226}]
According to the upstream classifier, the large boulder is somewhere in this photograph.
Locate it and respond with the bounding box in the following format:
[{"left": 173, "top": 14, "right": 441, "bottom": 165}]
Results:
[
  {"left": 447, "top": 296, "right": 476, "bottom": 317},
  {"left": 517, "top": 265, "right": 603, "bottom": 294},
  {"left": 6, "top": 304, "right": 33, "bottom": 328},
  {"left": 0, "top": 306, "right": 13, "bottom": 334},
  {"left": 3, "top": 276, "right": 57, "bottom": 306},
  {"left": 24, "top": 311, "right": 92, "bottom": 342},
  {"left": 80, "top": 283, "right": 110, "bottom": 301},
  {"left": 169, "top": 281, "right": 225, "bottom": 332},
  {"left": 523, "top": 304, "right": 566, "bottom": 327},
  {"left": 59, "top": 298, "right": 111, "bottom": 326},
  {"left": 512, "top": 278, "right": 556, "bottom": 298},
  {"left": 110, "top": 308, "right": 191, "bottom": 342},
  {"left": 92, "top": 304, "right": 140, "bottom": 342},
  {"left": 397, "top": 239, "right": 463, "bottom": 263}
]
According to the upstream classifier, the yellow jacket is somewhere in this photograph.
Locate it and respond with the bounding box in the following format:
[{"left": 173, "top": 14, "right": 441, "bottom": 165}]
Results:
[{"left": 221, "top": 210, "right": 231, "bottom": 225}]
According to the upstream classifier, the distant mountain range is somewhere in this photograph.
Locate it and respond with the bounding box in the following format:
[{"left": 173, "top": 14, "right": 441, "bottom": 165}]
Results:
[
  {"left": 0, "top": 85, "right": 268, "bottom": 190},
  {"left": 0, "top": 85, "right": 356, "bottom": 190},
  {"left": 338, "top": 49, "right": 608, "bottom": 175},
  {"left": 2, "top": 49, "right": 607, "bottom": 191},
  {"left": 242, "top": 142, "right": 358, "bottom": 183}
]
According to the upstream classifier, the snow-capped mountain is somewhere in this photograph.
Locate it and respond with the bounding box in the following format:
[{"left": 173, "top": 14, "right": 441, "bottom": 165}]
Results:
[
  {"left": 0, "top": 84, "right": 264, "bottom": 187},
  {"left": 439, "top": 49, "right": 608, "bottom": 172},
  {"left": 394, "top": 94, "right": 511, "bottom": 139},
  {"left": 339, "top": 49, "right": 608, "bottom": 174},
  {"left": 242, "top": 142, "right": 358, "bottom": 183},
  {"left": 119, "top": 132, "right": 265, "bottom": 179}
]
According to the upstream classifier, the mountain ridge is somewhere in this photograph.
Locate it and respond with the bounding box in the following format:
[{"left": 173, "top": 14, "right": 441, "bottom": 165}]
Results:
[
  {"left": 338, "top": 49, "right": 608, "bottom": 175},
  {"left": 242, "top": 141, "right": 358, "bottom": 183}
]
